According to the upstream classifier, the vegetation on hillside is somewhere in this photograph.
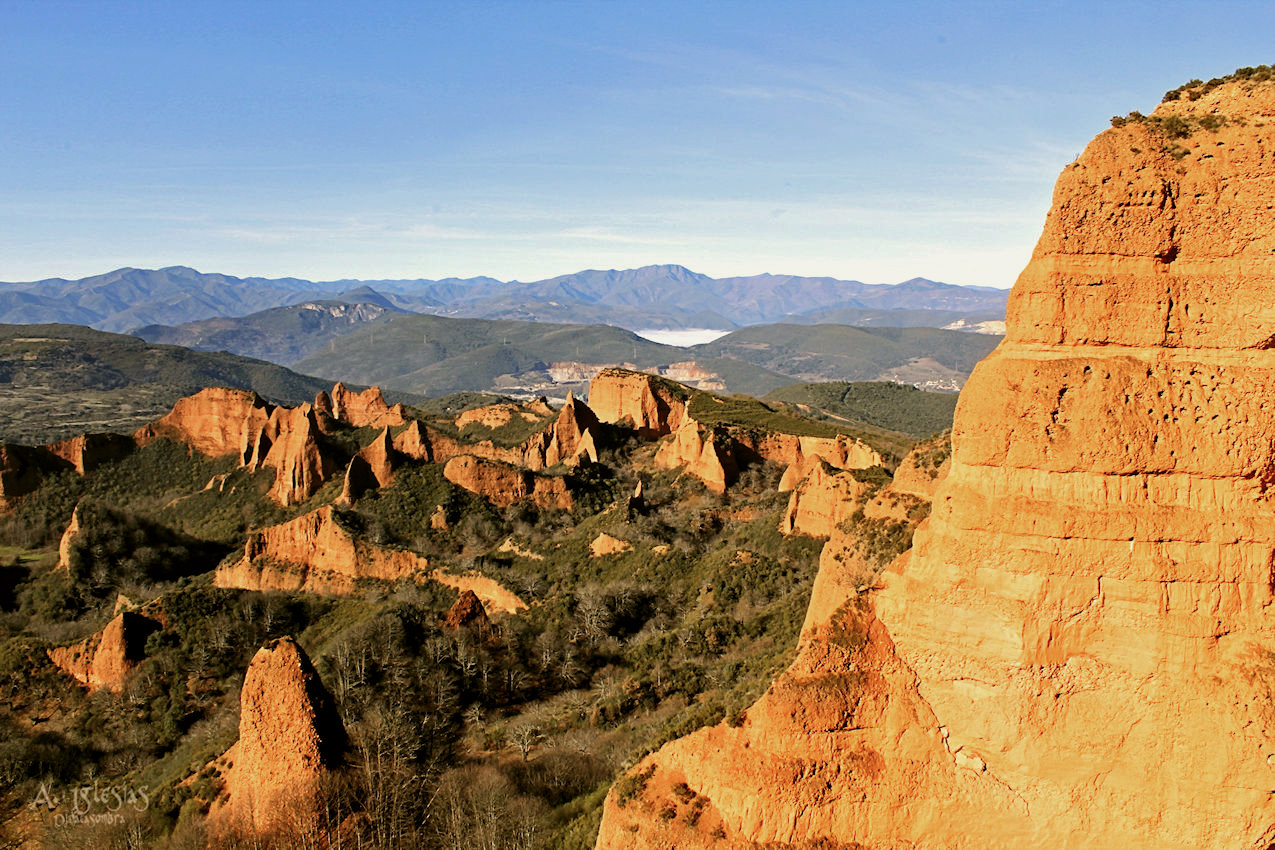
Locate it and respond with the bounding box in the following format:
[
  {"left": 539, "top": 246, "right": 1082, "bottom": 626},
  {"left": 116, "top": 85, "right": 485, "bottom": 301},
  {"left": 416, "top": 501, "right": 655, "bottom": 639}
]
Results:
[
  {"left": 1106, "top": 65, "right": 1275, "bottom": 161},
  {"left": 763, "top": 381, "right": 958, "bottom": 439},
  {"left": 0, "top": 325, "right": 337, "bottom": 444},
  {"left": 1161, "top": 64, "right": 1275, "bottom": 102},
  {"left": 693, "top": 323, "right": 999, "bottom": 389}
]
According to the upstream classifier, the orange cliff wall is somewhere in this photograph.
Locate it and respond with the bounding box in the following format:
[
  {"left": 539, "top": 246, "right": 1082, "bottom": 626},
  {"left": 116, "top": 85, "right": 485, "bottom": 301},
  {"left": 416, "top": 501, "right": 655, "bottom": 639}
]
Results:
[{"left": 597, "top": 79, "right": 1275, "bottom": 849}]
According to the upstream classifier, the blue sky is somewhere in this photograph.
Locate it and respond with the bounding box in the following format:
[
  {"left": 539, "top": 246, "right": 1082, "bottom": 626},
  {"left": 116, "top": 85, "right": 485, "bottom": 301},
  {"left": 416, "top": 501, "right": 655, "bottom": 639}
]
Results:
[{"left": 2, "top": 0, "right": 1272, "bottom": 287}]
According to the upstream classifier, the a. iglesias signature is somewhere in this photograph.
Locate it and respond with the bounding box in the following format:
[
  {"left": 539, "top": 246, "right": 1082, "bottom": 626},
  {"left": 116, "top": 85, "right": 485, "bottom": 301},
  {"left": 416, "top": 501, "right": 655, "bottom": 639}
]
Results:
[{"left": 29, "top": 780, "right": 150, "bottom": 828}]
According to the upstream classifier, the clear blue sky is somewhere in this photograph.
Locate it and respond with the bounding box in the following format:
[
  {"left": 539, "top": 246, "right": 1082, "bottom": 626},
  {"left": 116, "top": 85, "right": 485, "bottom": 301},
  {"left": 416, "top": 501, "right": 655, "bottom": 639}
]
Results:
[{"left": 2, "top": 0, "right": 1271, "bottom": 287}]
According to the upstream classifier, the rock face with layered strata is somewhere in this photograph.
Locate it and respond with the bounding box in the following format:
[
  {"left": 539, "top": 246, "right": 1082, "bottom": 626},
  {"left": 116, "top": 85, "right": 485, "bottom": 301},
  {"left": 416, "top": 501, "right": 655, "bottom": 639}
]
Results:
[
  {"left": 209, "top": 637, "right": 346, "bottom": 837},
  {"left": 217, "top": 505, "right": 428, "bottom": 594},
  {"left": 588, "top": 368, "right": 688, "bottom": 438},
  {"left": 598, "top": 78, "right": 1275, "bottom": 848}
]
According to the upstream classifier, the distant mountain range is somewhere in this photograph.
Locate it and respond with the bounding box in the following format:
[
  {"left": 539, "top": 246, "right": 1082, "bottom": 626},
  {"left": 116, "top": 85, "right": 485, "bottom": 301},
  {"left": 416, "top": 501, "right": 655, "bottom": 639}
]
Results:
[
  {"left": 1, "top": 264, "right": 1008, "bottom": 333},
  {"left": 135, "top": 306, "right": 994, "bottom": 398}
]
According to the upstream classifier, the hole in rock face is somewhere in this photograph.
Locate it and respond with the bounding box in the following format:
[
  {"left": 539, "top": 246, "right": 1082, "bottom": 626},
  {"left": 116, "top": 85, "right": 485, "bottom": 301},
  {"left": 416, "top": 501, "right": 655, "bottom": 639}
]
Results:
[
  {"left": 1157, "top": 244, "right": 1180, "bottom": 264},
  {"left": 1249, "top": 333, "right": 1275, "bottom": 350}
]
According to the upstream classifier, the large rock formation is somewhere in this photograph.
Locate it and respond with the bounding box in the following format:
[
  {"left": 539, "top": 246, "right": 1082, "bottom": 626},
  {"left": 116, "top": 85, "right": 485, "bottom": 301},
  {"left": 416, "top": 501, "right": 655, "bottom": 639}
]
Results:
[
  {"left": 0, "top": 443, "right": 72, "bottom": 509},
  {"left": 654, "top": 419, "right": 736, "bottom": 493},
  {"left": 654, "top": 417, "right": 882, "bottom": 495},
  {"left": 136, "top": 387, "right": 338, "bottom": 506},
  {"left": 208, "top": 637, "right": 346, "bottom": 838},
  {"left": 392, "top": 419, "right": 433, "bottom": 461},
  {"left": 322, "top": 382, "right": 407, "bottom": 429},
  {"left": 761, "top": 433, "right": 882, "bottom": 492},
  {"left": 588, "top": 368, "right": 688, "bottom": 438},
  {"left": 47, "top": 611, "right": 161, "bottom": 692},
  {"left": 338, "top": 427, "right": 398, "bottom": 505},
  {"left": 598, "top": 76, "right": 1275, "bottom": 848},
  {"left": 217, "top": 505, "right": 429, "bottom": 595},
  {"left": 44, "top": 432, "right": 133, "bottom": 475},
  {"left": 135, "top": 387, "right": 272, "bottom": 457},
  {"left": 778, "top": 461, "right": 873, "bottom": 537},
  {"left": 253, "top": 403, "right": 337, "bottom": 506},
  {"left": 522, "top": 391, "right": 601, "bottom": 469}
]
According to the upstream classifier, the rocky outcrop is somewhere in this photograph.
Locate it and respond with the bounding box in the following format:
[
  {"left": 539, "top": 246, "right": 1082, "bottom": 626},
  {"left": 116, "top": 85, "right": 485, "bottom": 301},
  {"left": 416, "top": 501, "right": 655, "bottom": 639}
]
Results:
[
  {"left": 653, "top": 419, "right": 736, "bottom": 493},
  {"left": 44, "top": 433, "right": 133, "bottom": 475},
  {"left": 442, "top": 455, "right": 573, "bottom": 510},
  {"left": 442, "top": 455, "right": 528, "bottom": 508},
  {"left": 757, "top": 433, "right": 882, "bottom": 492},
  {"left": 588, "top": 368, "right": 688, "bottom": 438},
  {"left": 255, "top": 404, "right": 337, "bottom": 506},
  {"left": 135, "top": 387, "right": 272, "bottom": 457},
  {"left": 522, "top": 392, "right": 601, "bottom": 469},
  {"left": 337, "top": 428, "right": 398, "bottom": 505},
  {"left": 392, "top": 419, "right": 433, "bottom": 461},
  {"left": 443, "top": 590, "right": 490, "bottom": 631},
  {"left": 650, "top": 407, "right": 881, "bottom": 494},
  {"left": 216, "top": 505, "right": 429, "bottom": 595},
  {"left": 598, "top": 77, "right": 1275, "bottom": 848},
  {"left": 55, "top": 503, "right": 83, "bottom": 570},
  {"left": 136, "top": 388, "right": 337, "bottom": 506},
  {"left": 779, "top": 461, "right": 873, "bottom": 537},
  {"left": 324, "top": 382, "right": 407, "bottom": 429},
  {"left": 47, "top": 611, "right": 161, "bottom": 692},
  {"left": 0, "top": 443, "right": 72, "bottom": 509},
  {"left": 209, "top": 637, "right": 346, "bottom": 838},
  {"left": 589, "top": 532, "right": 632, "bottom": 557}
]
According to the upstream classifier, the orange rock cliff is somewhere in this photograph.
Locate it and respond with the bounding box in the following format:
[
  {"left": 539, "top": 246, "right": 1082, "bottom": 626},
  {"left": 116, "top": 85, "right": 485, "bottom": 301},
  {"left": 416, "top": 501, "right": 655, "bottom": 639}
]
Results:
[{"left": 596, "top": 76, "right": 1275, "bottom": 848}]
